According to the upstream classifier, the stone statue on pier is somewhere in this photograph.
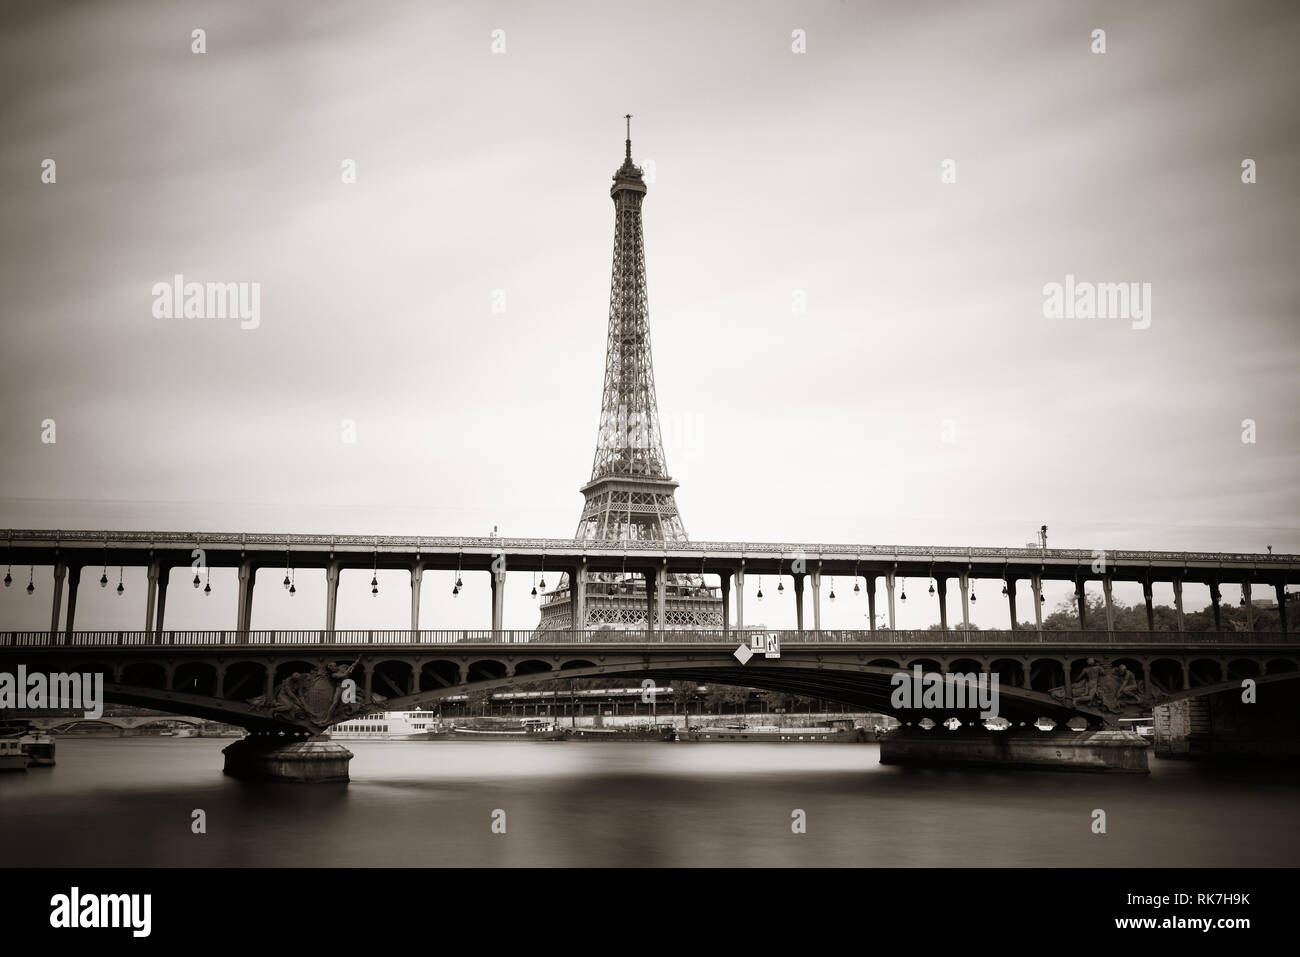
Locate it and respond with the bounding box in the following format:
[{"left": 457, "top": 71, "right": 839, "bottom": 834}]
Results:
[
  {"left": 249, "top": 658, "right": 382, "bottom": 732},
  {"left": 1051, "top": 659, "right": 1149, "bottom": 715}
]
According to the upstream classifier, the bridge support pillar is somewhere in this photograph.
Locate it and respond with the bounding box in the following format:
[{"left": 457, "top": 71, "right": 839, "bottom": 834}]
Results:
[
  {"left": 571, "top": 563, "right": 587, "bottom": 631},
  {"left": 1143, "top": 579, "right": 1155, "bottom": 631},
  {"left": 154, "top": 565, "right": 170, "bottom": 641},
  {"left": 1102, "top": 576, "right": 1114, "bottom": 634},
  {"left": 959, "top": 572, "right": 970, "bottom": 629},
  {"left": 1074, "top": 579, "right": 1087, "bottom": 630},
  {"left": 657, "top": 560, "right": 667, "bottom": 634},
  {"left": 1006, "top": 579, "right": 1018, "bottom": 630},
  {"left": 237, "top": 561, "right": 255, "bottom": 637},
  {"left": 49, "top": 561, "right": 66, "bottom": 643},
  {"left": 734, "top": 566, "right": 744, "bottom": 631},
  {"left": 490, "top": 566, "right": 505, "bottom": 632},
  {"left": 1209, "top": 582, "right": 1222, "bottom": 631},
  {"left": 1031, "top": 576, "right": 1043, "bottom": 632},
  {"left": 886, "top": 571, "right": 896, "bottom": 630},
  {"left": 810, "top": 570, "right": 821, "bottom": 632},
  {"left": 866, "top": 576, "right": 877, "bottom": 632},
  {"left": 410, "top": 564, "right": 423, "bottom": 632},
  {"left": 936, "top": 577, "right": 948, "bottom": 631},
  {"left": 644, "top": 568, "right": 657, "bottom": 637},
  {"left": 325, "top": 562, "right": 340, "bottom": 634},
  {"left": 1242, "top": 581, "right": 1253, "bottom": 631},
  {"left": 793, "top": 573, "right": 805, "bottom": 633},
  {"left": 720, "top": 571, "right": 731, "bottom": 638},
  {"left": 1277, "top": 583, "right": 1289, "bottom": 634},
  {"left": 1173, "top": 578, "right": 1185, "bottom": 632},
  {"left": 223, "top": 734, "right": 352, "bottom": 783},
  {"left": 144, "top": 561, "right": 159, "bottom": 640},
  {"left": 64, "top": 564, "right": 81, "bottom": 642}
]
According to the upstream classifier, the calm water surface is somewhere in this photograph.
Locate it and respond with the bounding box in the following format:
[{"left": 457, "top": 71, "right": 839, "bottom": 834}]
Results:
[{"left": 2, "top": 738, "right": 1298, "bottom": 867}]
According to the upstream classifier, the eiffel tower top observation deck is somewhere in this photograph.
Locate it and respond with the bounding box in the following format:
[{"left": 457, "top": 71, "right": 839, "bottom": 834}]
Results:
[{"left": 537, "top": 118, "right": 723, "bottom": 631}]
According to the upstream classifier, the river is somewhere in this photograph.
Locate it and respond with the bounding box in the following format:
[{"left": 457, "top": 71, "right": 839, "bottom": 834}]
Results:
[{"left": 2, "top": 738, "right": 1298, "bottom": 867}]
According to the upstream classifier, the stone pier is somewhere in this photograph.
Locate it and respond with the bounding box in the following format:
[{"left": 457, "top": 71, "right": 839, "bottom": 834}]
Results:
[
  {"left": 222, "top": 734, "right": 353, "bottom": 783},
  {"left": 879, "top": 724, "right": 1150, "bottom": 773}
]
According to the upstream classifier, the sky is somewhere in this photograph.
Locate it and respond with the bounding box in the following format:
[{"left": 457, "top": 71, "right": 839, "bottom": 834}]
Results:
[{"left": 0, "top": 0, "right": 1297, "bottom": 631}]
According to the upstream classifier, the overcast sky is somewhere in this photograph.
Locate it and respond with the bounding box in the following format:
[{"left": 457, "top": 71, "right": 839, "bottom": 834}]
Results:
[{"left": 1, "top": 0, "right": 1297, "bottom": 631}]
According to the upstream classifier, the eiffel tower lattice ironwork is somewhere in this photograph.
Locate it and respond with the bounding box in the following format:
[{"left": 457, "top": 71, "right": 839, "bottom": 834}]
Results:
[{"left": 538, "top": 118, "right": 723, "bottom": 632}]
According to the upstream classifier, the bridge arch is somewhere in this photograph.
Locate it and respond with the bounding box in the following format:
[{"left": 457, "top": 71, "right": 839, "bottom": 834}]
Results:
[
  {"left": 221, "top": 661, "right": 269, "bottom": 701},
  {"left": 173, "top": 661, "right": 218, "bottom": 696},
  {"left": 1148, "top": 657, "right": 1185, "bottom": 694},
  {"left": 121, "top": 661, "right": 166, "bottom": 690},
  {"left": 1226, "top": 658, "right": 1262, "bottom": 681}
]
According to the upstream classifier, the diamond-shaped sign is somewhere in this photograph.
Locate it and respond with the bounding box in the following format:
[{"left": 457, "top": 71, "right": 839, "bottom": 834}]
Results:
[{"left": 733, "top": 643, "right": 754, "bottom": 665}]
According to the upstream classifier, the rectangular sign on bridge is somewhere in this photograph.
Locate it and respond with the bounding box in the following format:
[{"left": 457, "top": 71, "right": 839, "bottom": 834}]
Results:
[{"left": 749, "top": 632, "right": 781, "bottom": 659}]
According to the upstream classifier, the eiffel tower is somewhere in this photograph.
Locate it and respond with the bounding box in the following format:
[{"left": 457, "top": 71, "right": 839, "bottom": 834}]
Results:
[{"left": 537, "top": 118, "right": 723, "bottom": 632}]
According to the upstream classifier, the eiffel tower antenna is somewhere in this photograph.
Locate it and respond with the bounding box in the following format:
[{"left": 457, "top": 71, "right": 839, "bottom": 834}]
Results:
[{"left": 537, "top": 119, "right": 723, "bottom": 632}]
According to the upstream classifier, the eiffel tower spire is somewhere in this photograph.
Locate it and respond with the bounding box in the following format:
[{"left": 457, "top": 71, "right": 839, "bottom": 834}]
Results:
[{"left": 537, "top": 121, "right": 723, "bottom": 631}]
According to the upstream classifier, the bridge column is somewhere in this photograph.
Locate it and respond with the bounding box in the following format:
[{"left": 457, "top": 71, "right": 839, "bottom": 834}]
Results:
[
  {"left": 1274, "top": 583, "right": 1287, "bottom": 634},
  {"left": 810, "top": 570, "right": 821, "bottom": 632},
  {"left": 237, "top": 560, "right": 255, "bottom": 638},
  {"left": 1006, "top": 579, "right": 1018, "bottom": 630},
  {"left": 571, "top": 563, "right": 587, "bottom": 632},
  {"left": 1173, "top": 578, "right": 1185, "bottom": 632},
  {"left": 735, "top": 566, "right": 745, "bottom": 631},
  {"left": 657, "top": 559, "right": 667, "bottom": 635},
  {"left": 154, "top": 565, "right": 171, "bottom": 641},
  {"left": 325, "top": 561, "right": 340, "bottom": 634},
  {"left": 645, "top": 568, "right": 657, "bottom": 638},
  {"left": 793, "top": 573, "right": 805, "bottom": 633},
  {"left": 886, "top": 571, "right": 896, "bottom": 630},
  {"left": 49, "top": 561, "right": 66, "bottom": 643},
  {"left": 959, "top": 572, "right": 970, "bottom": 629},
  {"left": 1102, "top": 576, "right": 1114, "bottom": 634},
  {"left": 145, "top": 560, "right": 160, "bottom": 641},
  {"left": 1142, "top": 579, "right": 1155, "bottom": 632},
  {"left": 1209, "top": 581, "right": 1222, "bottom": 631},
  {"left": 410, "top": 564, "right": 424, "bottom": 633},
  {"left": 936, "top": 577, "right": 948, "bottom": 632},
  {"left": 64, "top": 564, "right": 81, "bottom": 642},
  {"left": 1075, "top": 579, "right": 1087, "bottom": 630},
  {"left": 1031, "top": 575, "right": 1043, "bottom": 632},
  {"left": 720, "top": 571, "right": 731, "bottom": 638},
  {"left": 866, "top": 576, "right": 877, "bottom": 632},
  {"left": 1242, "top": 581, "right": 1253, "bottom": 632},
  {"left": 490, "top": 564, "right": 505, "bottom": 632}
]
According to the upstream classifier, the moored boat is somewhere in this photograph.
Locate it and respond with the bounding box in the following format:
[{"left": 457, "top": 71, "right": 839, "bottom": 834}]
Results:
[
  {"left": 0, "top": 738, "right": 28, "bottom": 771},
  {"left": 327, "top": 710, "right": 445, "bottom": 741},
  {"left": 437, "top": 719, "right": 566, "bottom": 741},
  {"left": 565, "top": 724, "right": 676, "bottom": 742},
  {"left": 675, "top": 719, "right": 871, "bottom": 743}
]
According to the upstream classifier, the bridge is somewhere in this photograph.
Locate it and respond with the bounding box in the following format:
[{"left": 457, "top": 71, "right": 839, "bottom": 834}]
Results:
[
  {"left": 3, "top": 529, "right": 1297, "bottom": 778},
  {"left": 4, "top": 529, "right": 1297, "bottom": 639}
]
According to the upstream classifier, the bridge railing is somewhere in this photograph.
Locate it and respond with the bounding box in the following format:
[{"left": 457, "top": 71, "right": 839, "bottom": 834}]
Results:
[{"left": 0, "top": 629, "right": 1296, "bottom": 648}]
